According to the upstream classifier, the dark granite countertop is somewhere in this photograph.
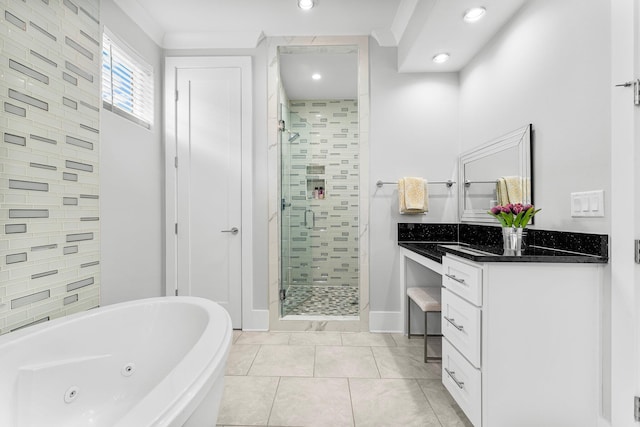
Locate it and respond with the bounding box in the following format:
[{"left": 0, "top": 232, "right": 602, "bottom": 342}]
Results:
[
  {"left": 398, "top": 223, "right": 609, "bottom": 264},
  {"left": 437, "top": 243, "right": 608, "bottom": 263}
]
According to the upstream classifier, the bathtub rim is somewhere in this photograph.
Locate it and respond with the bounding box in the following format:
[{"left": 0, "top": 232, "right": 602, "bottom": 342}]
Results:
[
  {"left": 0, "top": 296, "right": 233, "bottom": 427},
  {"left": 0, "top": 296, "right": 225, "bottom": 346},
  {"left": 117, "top": 297, "right": 233, "bottom": 426}
]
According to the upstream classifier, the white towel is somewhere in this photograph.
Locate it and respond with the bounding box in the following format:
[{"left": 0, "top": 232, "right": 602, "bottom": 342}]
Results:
[{"left": 398, "top": 177, "right": 428, "bottom": 214}]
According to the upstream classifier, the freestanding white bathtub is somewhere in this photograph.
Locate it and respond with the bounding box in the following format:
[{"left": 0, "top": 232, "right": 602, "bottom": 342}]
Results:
[{"left": 0, "top": 296, "right": 233, "bottom": 427}]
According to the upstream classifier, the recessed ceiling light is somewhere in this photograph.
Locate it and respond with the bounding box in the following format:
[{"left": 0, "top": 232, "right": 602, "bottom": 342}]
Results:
[
  {"left": 463, "top": 7, "right": 486, "bottom": 22},
  {"left": 298, "top": 0, "right": 314, "bottom": 10},
  {"left": 432, "top": 53, "right": 450, "bottom": 64},
  {"left": 312, "top": 73, "right": 322, "bottom": 80}
]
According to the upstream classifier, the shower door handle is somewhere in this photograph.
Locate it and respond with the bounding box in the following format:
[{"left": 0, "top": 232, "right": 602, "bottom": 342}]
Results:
[{"left": 303, "top": 209, "right": 315, "bottom": 229}]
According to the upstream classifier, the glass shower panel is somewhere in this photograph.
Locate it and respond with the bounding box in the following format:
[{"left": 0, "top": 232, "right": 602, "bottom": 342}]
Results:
[
  {"left": 280, "top": 104, "right": 291, "bottom": 317},
  {"left": 280, "top": 111, "right": 313, "bottom": 316}
]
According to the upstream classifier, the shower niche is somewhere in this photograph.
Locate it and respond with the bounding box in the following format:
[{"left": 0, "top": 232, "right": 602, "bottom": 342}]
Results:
[{"left": 306, "top": 165, "right": 325, "bottom": 200}]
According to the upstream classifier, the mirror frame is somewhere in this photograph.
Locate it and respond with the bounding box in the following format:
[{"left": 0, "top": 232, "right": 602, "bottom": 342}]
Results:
[
  {"left": 267, "top": 36, "right": 370, "bottom": 331},
  {"left": 458, "top": 124, "right": 533, "bottom": 223}
]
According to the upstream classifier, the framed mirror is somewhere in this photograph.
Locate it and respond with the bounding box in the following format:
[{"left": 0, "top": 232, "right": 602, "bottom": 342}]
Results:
[{"left": 458, "top": 124, "right": 533, "bottom": 223}]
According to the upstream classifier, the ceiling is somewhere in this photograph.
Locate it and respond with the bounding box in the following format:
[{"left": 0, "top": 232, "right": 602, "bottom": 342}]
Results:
[
  {"left": 279, "top": 47, "right": 358, "bottom": 100},
  {"left": 113, "top": 0, "right": 526, "bottom": 98},
  {"left": 114, "top": 0, "right": 526, "bottom": 72}
]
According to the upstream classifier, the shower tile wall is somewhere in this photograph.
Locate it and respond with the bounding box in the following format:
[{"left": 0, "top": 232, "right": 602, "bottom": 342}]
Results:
[
  {"left": 0, "top": 0, "right": 101, "bottom": 334},
  {"left": 287, "top": 100, "right": 359, "bottom": 288}
]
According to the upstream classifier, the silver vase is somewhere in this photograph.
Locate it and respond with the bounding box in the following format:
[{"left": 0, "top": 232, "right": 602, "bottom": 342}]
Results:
[{"left": 502, "top": 227, "right": 523, "bottom": 255}]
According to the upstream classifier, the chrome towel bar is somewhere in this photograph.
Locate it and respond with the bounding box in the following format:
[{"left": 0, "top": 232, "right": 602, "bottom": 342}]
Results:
[{"left": 376, "top": 179, "right": 455, "bottom": 188}]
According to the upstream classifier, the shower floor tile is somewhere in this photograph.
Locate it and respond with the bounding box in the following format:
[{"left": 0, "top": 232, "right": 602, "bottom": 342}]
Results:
[{"left": 282, "top": 285, "right": 359, "bottom": 316}]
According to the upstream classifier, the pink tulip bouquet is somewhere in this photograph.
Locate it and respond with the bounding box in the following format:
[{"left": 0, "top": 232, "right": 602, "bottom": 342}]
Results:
[{"left": 488, "top": 203, "right": 541, "bottom": 228}]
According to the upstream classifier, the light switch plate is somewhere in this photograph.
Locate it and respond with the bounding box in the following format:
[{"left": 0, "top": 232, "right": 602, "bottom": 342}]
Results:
[{"left": 571, "top": 190, "right": 604, "bottom": 217}]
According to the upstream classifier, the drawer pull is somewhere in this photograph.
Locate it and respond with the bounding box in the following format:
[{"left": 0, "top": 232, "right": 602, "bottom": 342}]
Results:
[
  {"left": 444, "top": 316, "right": 464, "bottom": 331},
  {"left": 445, "top": 368, "right": 465, "bottom": 389},
  {"left": 445, "top": 273, "right": 466, "bottom": 285}
]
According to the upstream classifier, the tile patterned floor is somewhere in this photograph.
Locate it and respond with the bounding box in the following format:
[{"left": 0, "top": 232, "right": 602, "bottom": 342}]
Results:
[
  {"left": 282, "top": 285, "right": 359, "bottom": 316},
  {"left": 217, "top": 331, "right": 472, "bottom": 427}
]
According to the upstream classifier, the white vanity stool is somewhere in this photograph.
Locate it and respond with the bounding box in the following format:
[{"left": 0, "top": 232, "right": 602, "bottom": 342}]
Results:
[{"left": 407, "top": 286, "right": 442, "bottom": 362}]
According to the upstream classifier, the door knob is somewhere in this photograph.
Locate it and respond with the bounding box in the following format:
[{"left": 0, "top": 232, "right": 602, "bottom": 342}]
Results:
[{"left": 221, "top": 227, "right": 239, "bottom": 235}]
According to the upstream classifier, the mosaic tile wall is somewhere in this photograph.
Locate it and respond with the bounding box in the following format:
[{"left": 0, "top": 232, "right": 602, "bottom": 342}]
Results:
[
  {"left": 285, "top": 99, "right": 359, "bottom": 289},
  {"left": 0, "top": 0, "right": 101, "bottom": 334}
]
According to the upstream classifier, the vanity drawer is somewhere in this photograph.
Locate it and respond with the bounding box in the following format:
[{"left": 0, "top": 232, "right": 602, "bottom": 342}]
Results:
[
  {"left": 442, "top": 288, "right": 481, "bottom": 368},
  {"left": 442, "top": 255, "right": 483, "bottom": 306},
  {"left": 442, "top": 338, "right": 482, "bottom": 427}
]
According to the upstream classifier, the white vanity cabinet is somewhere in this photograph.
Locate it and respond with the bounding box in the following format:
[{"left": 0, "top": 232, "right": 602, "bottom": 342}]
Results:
[{"left": 441, "top": 254, "right": 604, "bottom": 427}]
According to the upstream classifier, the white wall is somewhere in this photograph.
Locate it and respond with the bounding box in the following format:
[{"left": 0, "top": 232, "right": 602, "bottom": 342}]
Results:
[
  {"left": 100, "top": 0, "right": 165, "bottom": 305},
  {"left": 459, "top": 0, "right": 611, "bottom": 234},
  {"left": 164, "top": 43, "right": 270, "bottom": 311},
  {"left": 369, "top": 40, "right": 459, "bottom": 327}
]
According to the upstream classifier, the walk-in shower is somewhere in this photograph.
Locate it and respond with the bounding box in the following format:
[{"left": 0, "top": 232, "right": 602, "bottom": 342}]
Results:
[
  {"left": 268, "top": 37, "right": 370, "bottom": 330},
  {"left": 279, "top": 102, "right": 360, "bottom": 317}
]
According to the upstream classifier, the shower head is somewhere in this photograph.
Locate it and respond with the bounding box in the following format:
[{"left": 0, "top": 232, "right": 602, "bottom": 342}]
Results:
[
  {"left": 279, "top": 123, "right": 300, "bottom": 142},
  {"left": 288, "top": 132, "right": 300, "bottom": 142}
]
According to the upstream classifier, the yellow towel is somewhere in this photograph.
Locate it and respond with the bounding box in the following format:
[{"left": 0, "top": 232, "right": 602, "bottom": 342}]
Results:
[
  {"left": 503, "top": 176, "right": 523, "bottom": 204},
  {"left": 398, "top": 177, "right": 428, "bottom": 214}
]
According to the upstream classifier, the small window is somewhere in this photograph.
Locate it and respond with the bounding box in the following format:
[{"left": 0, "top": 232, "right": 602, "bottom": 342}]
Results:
[{"left": 102, "top": 28, "right": 153, "bottom": 128}]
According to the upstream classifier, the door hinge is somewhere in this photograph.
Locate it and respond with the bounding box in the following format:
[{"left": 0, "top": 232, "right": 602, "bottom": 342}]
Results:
[
  {"left": 279, "top": 289, "right": 286, "bottom": 301},
  {"left": 174, "top": 156, "right": 178, "bottom": 168},
  {"left": 175, "top": 90, "right": 179, "bottom": 102},
  {"left": 175, "top": 289, "right": 178, "bottom": 296},
  {"left": 635, "top": 240, "right": 640, "bottom": 264},
  {"left": 635, "top": 396, "right": 640, "bottom": 421},
  {"left": 175, "top": 223, "right": 178, "bottom": 235}
]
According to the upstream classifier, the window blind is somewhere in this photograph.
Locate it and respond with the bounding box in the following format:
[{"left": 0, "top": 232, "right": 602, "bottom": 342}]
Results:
[{"left": 102, "top": 28, "right": 154, "bottom": 129}]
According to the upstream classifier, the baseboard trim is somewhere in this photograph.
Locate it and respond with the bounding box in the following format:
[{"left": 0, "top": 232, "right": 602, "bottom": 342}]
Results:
[
  {"left": 242, "top": 308, "right": 269, "bottom": 331},
  {"left": 369, "top": 310, "right": 403, "bottom": 333}
]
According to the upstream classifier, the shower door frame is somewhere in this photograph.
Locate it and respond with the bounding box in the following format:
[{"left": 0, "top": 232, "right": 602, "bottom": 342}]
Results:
[{"left": 267, "top": 36, "right": 370, "bottom": 331}]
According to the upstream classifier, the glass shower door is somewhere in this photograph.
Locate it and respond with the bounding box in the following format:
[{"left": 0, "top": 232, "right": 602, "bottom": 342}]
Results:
[{"left": 280, "top": 111, "right": 312, "bottom": 316}]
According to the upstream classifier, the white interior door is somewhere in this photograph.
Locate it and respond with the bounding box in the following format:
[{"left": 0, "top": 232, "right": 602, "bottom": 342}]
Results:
[
  {"left": 634, "top": 4, "right": 640, "bottom": 421},
  {"left": 175, "top": 67, "right": 242, "bottom": 327},
  {"left": 611, "top": 0, "right": 640, "bottom": 424}
]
